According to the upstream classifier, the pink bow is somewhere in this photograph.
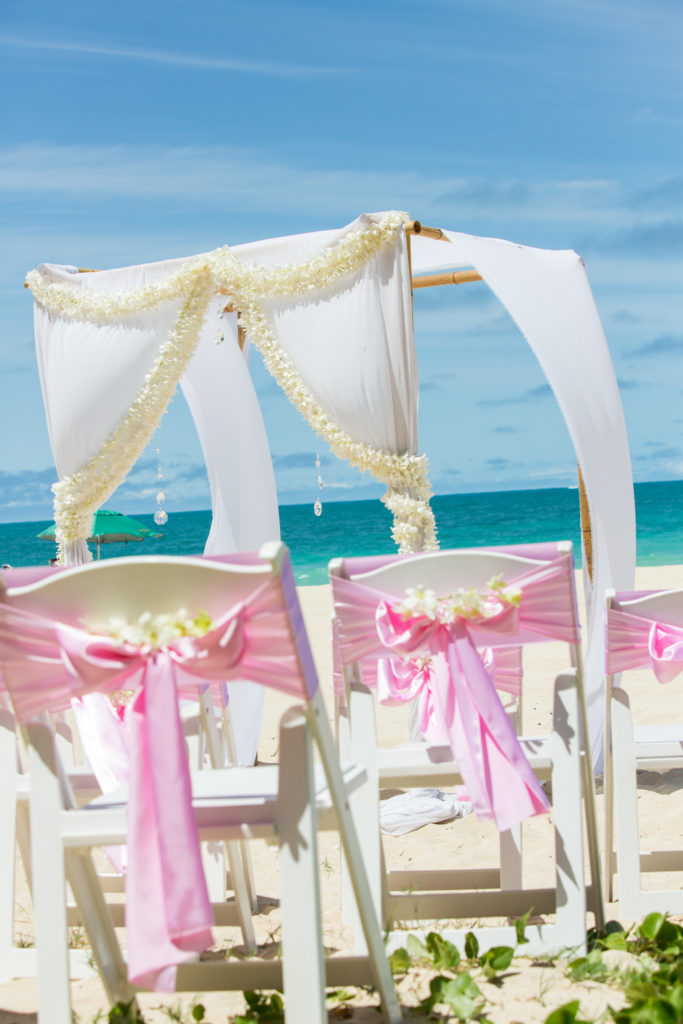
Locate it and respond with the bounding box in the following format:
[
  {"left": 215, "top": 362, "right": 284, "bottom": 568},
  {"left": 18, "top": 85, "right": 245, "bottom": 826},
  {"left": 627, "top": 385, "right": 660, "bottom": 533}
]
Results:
[
  {"left": 374, "top": 600, "right": 547, "bottom": 830},
  {"left": 54, "top": 614, "right": 251, "bottom": 991},
  {"left": 607, "top": 605, "right": 683, "bottom": 685},
  {"left": 376, "top": 647, "right": 521, "bottom": 737},
  {"left": 332, "top": 551, "right": 579, "bottom": 832},
  {"left": 0, "top": 564, "right": 316, "bottom": 991}
]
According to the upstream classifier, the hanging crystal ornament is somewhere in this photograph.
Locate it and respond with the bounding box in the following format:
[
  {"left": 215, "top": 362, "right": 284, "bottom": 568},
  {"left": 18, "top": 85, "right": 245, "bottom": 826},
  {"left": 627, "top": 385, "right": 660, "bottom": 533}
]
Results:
[
  {"left": 313, "top": 453, "right": 323, "bottom": 517},
  {"left": 153, "top": 448, "right": 168, "bottom": 526},
  {"left": 215, "top": 300, "right": 225, "bottom": 344}
]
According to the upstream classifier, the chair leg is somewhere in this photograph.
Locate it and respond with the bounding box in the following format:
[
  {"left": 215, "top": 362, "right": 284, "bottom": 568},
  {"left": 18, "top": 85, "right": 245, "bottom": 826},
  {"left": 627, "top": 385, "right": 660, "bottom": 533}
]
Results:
[
  {"left": 277, "top": 708, "right": 327, "bottom": 1023},
  {"left": 65, "top": 850, "right": 132, "bottom": 1007},
  {"left": 340, "top": 683, "right": 382, "bottom": 952},
  {"left": 224, "top": 841, "right": 256, "bottom": 953},
  {"left": 611, "top": 688, "right": 642, "bottom": 919},
  {"left": 603, "top": 689, "right": 615, "bottom": 905},
  {"left": 0, "top": 709, "right": 20, "bottom": 982},
  {"left": 500, "top": 826, "right": 523, "bottom": 890},
  {"left": 575, "top": 665, "right": 605, "bottom": 931},
  {"left": 198, "top": 693, "right": 257, "bottom": 945},
  {"left": 24, "top": 718, "right": 74, "bottom": 1023},
  {"left": 550, "top": 670, "right": 587, "bottom": 955},
  {"left": 309, "top": 692, "right": 402, "bottom": 1024}
]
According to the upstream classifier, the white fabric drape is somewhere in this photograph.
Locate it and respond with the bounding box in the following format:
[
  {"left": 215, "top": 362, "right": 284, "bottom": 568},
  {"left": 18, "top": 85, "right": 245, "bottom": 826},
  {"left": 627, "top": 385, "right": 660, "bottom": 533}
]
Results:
[
  {"left": 32, "top": 217, "right": 633, "bottom": 768},
  {"left": 412, "top": 232, "right": 636, "bottom": 767},
  {"left": 239, "top": 216, "right": 417, "bottom": 456},
  {"left": 31, "top": 213, "right": 419, "bottom": 761},
  {"left": 33, "top": 264, "right": 280, "bottom": 764}
]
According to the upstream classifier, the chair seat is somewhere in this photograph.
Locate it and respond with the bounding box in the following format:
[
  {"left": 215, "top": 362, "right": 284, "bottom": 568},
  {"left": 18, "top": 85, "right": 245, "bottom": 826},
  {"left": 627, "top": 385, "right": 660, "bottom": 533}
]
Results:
[
  {"left": 376, "top": 736, "right": 553, "bottom": 790},
  {"left": 61, "top": 762, "right": 367, "bottom": 847}
]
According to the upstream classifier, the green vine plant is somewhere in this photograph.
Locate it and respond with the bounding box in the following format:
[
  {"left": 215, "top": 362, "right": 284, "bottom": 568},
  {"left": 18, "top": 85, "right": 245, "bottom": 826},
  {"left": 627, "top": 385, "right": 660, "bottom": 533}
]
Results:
[
  {"left": 388, "top": 910, "right": 533, "bottom": 1021},
  {"left": 547, "top": 913, "right": 683, "bottom": 1024}
]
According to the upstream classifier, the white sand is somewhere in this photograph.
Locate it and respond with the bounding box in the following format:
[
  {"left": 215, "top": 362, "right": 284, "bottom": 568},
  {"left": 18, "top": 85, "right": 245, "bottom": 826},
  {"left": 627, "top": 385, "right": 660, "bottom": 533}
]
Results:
[{"left": 2, "top": 565, "right": 682, "bottom": 1022}]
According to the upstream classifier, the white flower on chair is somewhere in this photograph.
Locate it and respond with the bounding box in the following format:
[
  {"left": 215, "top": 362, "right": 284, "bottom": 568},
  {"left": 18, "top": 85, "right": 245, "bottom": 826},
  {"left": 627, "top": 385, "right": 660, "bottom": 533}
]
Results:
[{"left": 396, "top": 576, "right": 521, "bottom": 624}]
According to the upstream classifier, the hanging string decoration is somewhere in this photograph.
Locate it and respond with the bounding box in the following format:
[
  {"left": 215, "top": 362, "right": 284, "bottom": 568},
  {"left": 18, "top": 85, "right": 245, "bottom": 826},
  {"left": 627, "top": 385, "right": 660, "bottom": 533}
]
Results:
[
  {"left": 154, "top": 448, "right": 168, "bottom": 527},
  {"left": 314, "top": 453, "right": 323, "bottom": 517}
]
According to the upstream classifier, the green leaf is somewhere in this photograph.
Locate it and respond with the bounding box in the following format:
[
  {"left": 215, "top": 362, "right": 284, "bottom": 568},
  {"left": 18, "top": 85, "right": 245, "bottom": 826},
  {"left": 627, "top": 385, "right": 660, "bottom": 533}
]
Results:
[
  {"left": 569, "top": 949, "right": 608, "bottom": 982},
  {"left": 670, "top": 985, "right": 683, "bottom": 1015},
  {"left": 107, "top": 1002, "right": 144, "bottom": 1024},
  {"left": 406, "top": 934, "right": 428, "bottom": 959},
  {"left": 515, "top": 908, "right": 532, "bottom": 945},
  {"left": 425, "top": 931, "right": 461, "bottom": 971},
  {"left": 543, "top": 1001, "right": 590, "bottom": 1024},
  {"left": 437, "top": 980, "right": 477, "bottom": 1019},
  {"left": 480, "top": 945, "right": 514, "bottom": 978},
  {"left": 388, "top": 947, "right": 412, "bottom": 975},
  {"left": 638, "top": 913, "right": 667, "bottom": 942},
  {"left": 603, "top": 930, "right": 628, "bottom": 951},
  {"left": 191, "top": 1006, "right": 205, "bottom": 1022},
  {"left": 613, "top": 999, "right": 678, "bottom": 1024},
  {"left": 442, "top": 993, "right": 476, "bottom": 1019},
  {"left": 464, "top": 932, "right": 479, "bottom": 960},
  {"left": 451, "top": 972, "right": 480, "bottom": 999},
  {"left": 420, "top": 975, "right": 448, "bottom": 1013}
]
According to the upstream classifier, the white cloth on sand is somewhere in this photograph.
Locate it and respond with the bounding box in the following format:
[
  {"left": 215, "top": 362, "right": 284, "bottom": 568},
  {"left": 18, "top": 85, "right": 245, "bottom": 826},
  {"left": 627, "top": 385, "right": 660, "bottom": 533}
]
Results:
[{"left": 380, "top": 788, "right": 473, "bottom": 836}]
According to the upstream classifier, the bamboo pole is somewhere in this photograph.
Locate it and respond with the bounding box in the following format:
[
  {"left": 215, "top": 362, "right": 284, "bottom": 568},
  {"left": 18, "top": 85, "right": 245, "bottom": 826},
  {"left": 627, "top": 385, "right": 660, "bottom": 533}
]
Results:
[
  {"left": 412, "top": 269, "right": 482, "bottom": 289},
  {"left": 405, "top": 220, "right": 448, "bottom": 241},
  {"left": 577, "top": 465, "right": 594, "bottom": 580}
]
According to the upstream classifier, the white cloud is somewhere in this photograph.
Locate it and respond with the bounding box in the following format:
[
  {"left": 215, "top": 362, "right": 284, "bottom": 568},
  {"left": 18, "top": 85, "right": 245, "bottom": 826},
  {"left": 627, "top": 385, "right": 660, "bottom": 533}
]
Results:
[{"left": 0, "top": 33, "right": 347, "bottom": 79}]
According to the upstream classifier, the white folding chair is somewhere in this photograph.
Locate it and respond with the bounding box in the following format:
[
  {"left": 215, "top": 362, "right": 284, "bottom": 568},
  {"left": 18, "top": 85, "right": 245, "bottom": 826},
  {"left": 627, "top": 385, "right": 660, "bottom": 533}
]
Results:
[
  {"left": 330, "top": 541, "right": 604, "bottom": 957},
  {"left": 0, "top": 544, "right": 400, "bottom": 1024},
  {"left": 0, "top": 686, "right": 107, "bottom": 981},
  {"left": 0, "top": 637, "right": 256, "bottom": 982},
  {"left": 605, "top": 588, "right": 683, "bottom": 917}
]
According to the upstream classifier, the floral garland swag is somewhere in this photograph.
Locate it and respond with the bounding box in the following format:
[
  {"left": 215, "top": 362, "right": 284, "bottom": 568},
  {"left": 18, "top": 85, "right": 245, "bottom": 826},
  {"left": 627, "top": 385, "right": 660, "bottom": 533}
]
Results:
[{"left": 26, "top": 212, "right": 438, "bottom": 564}]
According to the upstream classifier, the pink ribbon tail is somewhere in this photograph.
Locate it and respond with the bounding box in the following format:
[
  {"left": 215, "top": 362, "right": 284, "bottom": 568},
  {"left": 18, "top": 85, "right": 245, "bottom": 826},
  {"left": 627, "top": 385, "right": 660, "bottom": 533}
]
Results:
[
  {"left": 429, "top": 621, "right": 548, "bottom": 831},
  {"left": 126, "top": 654, "right": 213, "bottom": 991}
]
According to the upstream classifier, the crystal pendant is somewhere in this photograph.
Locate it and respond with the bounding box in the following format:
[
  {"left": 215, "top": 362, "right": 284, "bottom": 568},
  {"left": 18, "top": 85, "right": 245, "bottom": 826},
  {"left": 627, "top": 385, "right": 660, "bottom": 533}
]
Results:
[
  {"left": 217, "top": 306, "right": 224, "bottom": 319},
  {"left": 313, "top": 499, "right": 322, "bottom": 517},
  {"left": 156, "top": 490, "right": 166, "bottom": 504},
  {"left": 317, "top": 474, "right": 324, "bottom": 489},
  {"left": 154, "top": 508, "right": 168, "bottom": 526},
  {"left": 216, "top": 331, "right": 224, "bottom": 345}
]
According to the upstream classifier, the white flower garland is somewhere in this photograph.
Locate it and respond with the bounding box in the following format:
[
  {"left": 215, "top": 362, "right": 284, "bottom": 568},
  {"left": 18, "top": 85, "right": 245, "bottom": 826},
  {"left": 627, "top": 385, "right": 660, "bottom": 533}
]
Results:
[
  {"left": 27, "top": 212, "right": 438, "bottom": 560},
  {"left": 25, "top": 256, "right": 211, "bottom": 324}
]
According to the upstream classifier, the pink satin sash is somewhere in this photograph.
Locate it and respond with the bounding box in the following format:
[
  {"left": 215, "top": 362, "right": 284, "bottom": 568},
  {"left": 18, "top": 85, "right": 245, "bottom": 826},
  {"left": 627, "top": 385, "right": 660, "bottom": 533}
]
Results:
[
  {"left": 331, "top": 552, "right": 579, "bottom": 832},
  {"left": 0, "top": 566, "right": 315, "bottom": 991},
  {"left": 607, "top": 603, "right": 683, "bottom": 684}
]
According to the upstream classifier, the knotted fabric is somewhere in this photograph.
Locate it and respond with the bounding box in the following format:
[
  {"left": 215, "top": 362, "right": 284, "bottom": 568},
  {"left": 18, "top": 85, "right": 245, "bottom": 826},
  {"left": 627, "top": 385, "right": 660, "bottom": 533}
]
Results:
[
  {"left": 0, "top": 563, "right": 315, "bottom": 991},
  {"left": 331, "top": 551, "right": 579, "bottom": 832},
  {"left": 607, "top": 600, "right": 683, "bottom": 685}
]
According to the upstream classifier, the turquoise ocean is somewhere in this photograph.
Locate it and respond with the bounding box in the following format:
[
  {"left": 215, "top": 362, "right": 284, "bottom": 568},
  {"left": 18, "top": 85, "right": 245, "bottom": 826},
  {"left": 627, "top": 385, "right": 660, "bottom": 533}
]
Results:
[{"left": 2, "top": 481, "right": 683, "bottom": 585}]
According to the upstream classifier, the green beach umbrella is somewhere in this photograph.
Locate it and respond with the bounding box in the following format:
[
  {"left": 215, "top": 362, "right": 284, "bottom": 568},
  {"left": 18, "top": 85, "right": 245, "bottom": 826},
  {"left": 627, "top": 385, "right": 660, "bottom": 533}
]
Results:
[{"left": 37, "top": 509, "right": 159, "bottom": 559}]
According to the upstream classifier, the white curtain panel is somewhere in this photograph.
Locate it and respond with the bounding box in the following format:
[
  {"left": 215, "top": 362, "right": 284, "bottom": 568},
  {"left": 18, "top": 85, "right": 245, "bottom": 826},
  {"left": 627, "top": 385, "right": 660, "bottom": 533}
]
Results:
[
  {"left": 233, "top": 214, "right": 417, "bottom": 456},
  {"left": 33, "top": 263, "right": 280, "bottom": 765},
  {"left": 413, "top": 232, "right": 636, "bottom": 767}
]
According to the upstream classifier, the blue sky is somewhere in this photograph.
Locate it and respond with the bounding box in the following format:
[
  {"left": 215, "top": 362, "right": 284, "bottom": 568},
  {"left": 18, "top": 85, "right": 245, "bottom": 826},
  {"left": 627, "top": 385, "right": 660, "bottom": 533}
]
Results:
[{"left": 1, "top": 0, "right": 681, "bottom": 522}]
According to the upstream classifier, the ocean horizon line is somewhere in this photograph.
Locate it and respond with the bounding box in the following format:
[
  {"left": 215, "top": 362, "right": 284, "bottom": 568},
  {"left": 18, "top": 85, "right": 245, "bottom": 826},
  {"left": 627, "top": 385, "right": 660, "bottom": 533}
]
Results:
[
  {"left": 1, "top": 476, "right": 677, "bottom": 529},
  {"left": 2, "top": 480, "right": 683, "bottom": 583}
]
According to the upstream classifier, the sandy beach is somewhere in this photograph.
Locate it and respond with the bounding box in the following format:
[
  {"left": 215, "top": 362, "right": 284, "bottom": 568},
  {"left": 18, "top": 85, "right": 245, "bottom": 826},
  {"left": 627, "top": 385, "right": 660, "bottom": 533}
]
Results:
[{"left": 2, "top": 565, "right": 682, "bottom": 1023}]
